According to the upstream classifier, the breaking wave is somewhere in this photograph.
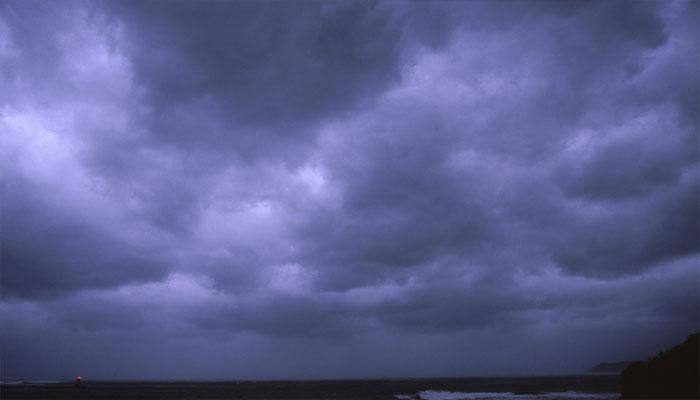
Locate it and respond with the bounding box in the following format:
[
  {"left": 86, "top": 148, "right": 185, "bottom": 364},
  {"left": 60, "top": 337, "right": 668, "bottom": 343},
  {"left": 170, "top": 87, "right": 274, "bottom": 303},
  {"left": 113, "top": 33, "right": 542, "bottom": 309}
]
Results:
[{"left": 396, "top": 390, "right": 619, "bottom": 400}]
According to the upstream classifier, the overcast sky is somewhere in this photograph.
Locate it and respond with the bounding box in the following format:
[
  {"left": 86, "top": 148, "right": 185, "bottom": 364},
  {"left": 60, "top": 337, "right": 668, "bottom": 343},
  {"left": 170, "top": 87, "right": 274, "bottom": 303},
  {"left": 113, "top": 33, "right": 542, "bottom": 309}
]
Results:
[{"left": 1, "top": 0, "right": 698, "bottom": 381}]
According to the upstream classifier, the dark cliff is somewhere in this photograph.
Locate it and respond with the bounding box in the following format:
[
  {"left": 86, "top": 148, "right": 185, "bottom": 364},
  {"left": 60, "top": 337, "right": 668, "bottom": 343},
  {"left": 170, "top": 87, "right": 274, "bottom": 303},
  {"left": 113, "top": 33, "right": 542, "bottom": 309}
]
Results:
[{"left": 620, "top": 333, "right": 699, "bottom": 399}]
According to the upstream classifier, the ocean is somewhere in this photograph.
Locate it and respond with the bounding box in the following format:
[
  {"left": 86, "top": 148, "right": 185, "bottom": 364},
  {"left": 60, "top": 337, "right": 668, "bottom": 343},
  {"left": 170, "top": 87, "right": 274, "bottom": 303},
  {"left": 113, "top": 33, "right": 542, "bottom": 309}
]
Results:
[{"left": 1, "top": 375, "right": 620, "bottom": 399}]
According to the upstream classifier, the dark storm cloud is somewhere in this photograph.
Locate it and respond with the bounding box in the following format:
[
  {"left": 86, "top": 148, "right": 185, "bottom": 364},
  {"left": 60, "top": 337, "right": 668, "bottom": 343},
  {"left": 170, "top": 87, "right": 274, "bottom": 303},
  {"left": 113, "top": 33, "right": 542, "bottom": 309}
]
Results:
[
  {"left": 103, "top": 0, "right": 406, "bottom": 158},
  {"left": 1, "top": 0, "right": 698, "bottom": 381},
  {"left": 552, "top": 173, "right": 699, "bottom": 277},
  {"left": 559, "top": 132, "right": 695, "bottom": 200},
  {"left": 295, "top": 129, "right": 501, "bottom": 290},
  {"left": 0, "top": 0, "right": 83, "bottom": 105},
  {"left": 0, "top": 172, "right": 171, "bottom": 299}
]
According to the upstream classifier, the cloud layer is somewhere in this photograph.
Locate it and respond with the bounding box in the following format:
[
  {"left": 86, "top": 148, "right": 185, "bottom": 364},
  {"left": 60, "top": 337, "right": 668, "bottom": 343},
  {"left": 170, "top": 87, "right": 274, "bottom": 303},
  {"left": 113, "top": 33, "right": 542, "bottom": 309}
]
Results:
[{"left": 1, "top": 0, "right": 698, "bottom": 380}]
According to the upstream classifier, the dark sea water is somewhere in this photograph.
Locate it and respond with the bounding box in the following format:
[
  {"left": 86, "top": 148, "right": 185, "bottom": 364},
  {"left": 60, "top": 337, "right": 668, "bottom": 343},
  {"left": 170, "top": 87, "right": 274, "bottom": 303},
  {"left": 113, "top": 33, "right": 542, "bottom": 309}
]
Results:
[{"left": 1, "top": 376, "right": 620, "bottom": 400}]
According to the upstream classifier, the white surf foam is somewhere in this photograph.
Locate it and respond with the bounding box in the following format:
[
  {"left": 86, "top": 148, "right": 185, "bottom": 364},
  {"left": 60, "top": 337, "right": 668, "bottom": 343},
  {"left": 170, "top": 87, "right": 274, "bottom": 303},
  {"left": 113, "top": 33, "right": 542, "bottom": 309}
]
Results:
[{"left": 394, "top": 390, "right": 619, "bottom": 400}]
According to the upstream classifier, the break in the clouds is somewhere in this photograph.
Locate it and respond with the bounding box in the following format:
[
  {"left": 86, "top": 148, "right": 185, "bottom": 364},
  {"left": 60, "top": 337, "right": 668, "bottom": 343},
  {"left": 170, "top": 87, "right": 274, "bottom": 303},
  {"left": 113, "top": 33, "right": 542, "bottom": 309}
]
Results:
[{"left": 1, "top": 0, "right": 698, "bottom": 380}]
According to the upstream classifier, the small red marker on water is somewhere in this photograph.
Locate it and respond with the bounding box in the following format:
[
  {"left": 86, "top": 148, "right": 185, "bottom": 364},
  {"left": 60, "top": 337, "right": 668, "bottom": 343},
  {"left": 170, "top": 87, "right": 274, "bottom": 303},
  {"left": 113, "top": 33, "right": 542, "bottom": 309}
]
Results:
[{"left": 75, "top": 375, "right": 82, "bottom": 387}]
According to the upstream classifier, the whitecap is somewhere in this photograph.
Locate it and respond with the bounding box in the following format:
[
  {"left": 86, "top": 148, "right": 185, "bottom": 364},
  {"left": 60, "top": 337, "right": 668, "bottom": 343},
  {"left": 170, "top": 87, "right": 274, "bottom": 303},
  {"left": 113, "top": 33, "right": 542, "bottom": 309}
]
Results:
[{"left": 396, "top": 390, "right": 619, "bottom": 400}]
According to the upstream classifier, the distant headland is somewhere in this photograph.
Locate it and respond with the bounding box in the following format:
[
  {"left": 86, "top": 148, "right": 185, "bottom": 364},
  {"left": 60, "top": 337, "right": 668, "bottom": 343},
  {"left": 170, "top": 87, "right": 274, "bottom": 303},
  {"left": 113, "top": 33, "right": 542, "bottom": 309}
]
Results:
[{"left": 587, "top": 361, "right": 638, "bottom": 375}]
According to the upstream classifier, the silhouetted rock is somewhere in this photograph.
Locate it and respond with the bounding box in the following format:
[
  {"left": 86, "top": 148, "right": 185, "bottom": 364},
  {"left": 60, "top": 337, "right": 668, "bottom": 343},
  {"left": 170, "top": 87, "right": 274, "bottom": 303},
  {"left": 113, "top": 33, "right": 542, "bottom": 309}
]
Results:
[
  {"left": 588, "top": 361, "right": 638, "bottom": 375},
  {"left": 620, "top": 332, "right": 699, "bottom": 399}
]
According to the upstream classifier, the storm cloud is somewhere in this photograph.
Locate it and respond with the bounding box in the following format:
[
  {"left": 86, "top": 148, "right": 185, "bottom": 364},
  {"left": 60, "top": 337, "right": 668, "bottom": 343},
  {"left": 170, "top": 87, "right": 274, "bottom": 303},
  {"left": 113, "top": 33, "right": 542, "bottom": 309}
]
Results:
[{"left": 1, "top": 0, "right": 698, "bottom": 380}]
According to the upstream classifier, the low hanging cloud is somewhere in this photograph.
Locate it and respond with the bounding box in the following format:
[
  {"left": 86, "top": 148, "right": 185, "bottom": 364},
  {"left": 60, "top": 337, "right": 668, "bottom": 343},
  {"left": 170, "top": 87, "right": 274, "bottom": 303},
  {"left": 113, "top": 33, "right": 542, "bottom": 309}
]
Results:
[{"left": 1, "top": 0, "right": 698, "bottom": 380}]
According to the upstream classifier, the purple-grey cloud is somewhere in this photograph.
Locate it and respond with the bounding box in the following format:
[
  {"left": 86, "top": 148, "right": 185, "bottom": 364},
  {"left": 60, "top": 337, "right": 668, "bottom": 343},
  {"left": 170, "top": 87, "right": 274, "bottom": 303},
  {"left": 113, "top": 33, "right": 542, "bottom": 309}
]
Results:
[{"left": 1, "top": 0, "right": 697, "bottom": 381}]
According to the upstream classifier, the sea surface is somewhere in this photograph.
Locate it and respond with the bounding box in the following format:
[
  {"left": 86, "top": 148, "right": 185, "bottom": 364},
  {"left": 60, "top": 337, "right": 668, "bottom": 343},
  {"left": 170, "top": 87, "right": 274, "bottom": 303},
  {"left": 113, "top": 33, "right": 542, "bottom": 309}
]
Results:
[{"left": 1, "top": 375, "right": 620, "bottom": 400}]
